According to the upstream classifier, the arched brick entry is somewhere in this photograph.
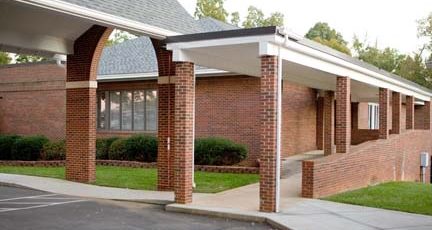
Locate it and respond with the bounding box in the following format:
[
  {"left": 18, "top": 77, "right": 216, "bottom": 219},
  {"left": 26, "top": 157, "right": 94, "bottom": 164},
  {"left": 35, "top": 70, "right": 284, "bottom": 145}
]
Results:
[{"left": 65, "top": 25, "right": 113, "bottom": 183}]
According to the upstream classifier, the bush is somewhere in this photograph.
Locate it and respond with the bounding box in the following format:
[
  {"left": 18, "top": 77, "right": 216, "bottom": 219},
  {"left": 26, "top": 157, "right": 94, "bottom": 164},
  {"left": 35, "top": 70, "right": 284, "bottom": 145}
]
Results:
[
  {"left": 124, "top": 135, "right": 158, "bottom": 162},
  {"left": 108, "top": 138, "right": 128, "bottom": 161},
  {"left": 11, "top": 135, "right": 49, "bottom": 161},
  {"left": 41, "top": 140, "right": 65, "bottom": 160},
  {"left": 97, "top": 137, "right": 119, "bottom": 160},
  {"left": 0, "top": 135, "right": 21, "bottom": 160},
  {"left": 194, "top": 137, "right": 247, "bottom": 166}
]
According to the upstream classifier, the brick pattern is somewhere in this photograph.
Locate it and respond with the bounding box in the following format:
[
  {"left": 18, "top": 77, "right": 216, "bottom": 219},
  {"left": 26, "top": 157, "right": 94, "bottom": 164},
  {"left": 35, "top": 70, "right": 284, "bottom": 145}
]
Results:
[
  {"left": 351, "top": 129, "right": 379, "bottom": 145},
  {"left": 424, "top": 101, "right": 431, "bottom": 130},
  {"left": 65, "top": 25, "right": 113, "bottom": 183},
  {"left": 351, "top": 102, "right": 359, "bottom": 130},
  {"left": 316, "top": 97, "right": 324, "bottom": 150},
  {"left": 379, "top": 88, "right": 390, "bottom": 139},
  {"left": 406, "top": 96, "right": 415, "bottom": 130},
  {"left": 173, "top": 61, "right": 195, "bottom": 204},
  {"left": 302, "top": 130, "right": 432, "bottom": 198},
  {"left": 323, "top": 91, "right": 334, "bottom": 156},
  {"left": 152, "top": 39, "right": 176, "bottom": 191},
  {"left": 391, "top": 92, "right": 402, "bottom": 134},
  {"left": 335, "top": 77, "right": 351, "bottom": 153},
  {"left": 259, "top": 56, "right": 278, "bottom": 212}
]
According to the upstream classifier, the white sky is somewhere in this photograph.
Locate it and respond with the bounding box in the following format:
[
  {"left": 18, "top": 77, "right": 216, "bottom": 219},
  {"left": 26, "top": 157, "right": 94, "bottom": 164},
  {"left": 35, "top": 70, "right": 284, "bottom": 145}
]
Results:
[{"left": 178, "top": 0, "right": 432, "bottom": 55}]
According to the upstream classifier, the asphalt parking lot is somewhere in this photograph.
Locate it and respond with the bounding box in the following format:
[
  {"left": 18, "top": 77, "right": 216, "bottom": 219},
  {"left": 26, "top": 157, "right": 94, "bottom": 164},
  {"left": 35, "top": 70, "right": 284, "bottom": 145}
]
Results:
[{"left": 0, "top": 185, "right": 272, "bottom": 230}]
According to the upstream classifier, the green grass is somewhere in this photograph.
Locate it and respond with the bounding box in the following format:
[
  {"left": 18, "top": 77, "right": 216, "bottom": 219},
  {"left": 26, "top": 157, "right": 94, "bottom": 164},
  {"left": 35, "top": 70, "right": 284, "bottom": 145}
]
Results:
[
  {"left": 0, "top": 166, "right": 259, "bottom": 193},
  {"left": 324, "top": 182, "right": 432, "bottom": 216}
]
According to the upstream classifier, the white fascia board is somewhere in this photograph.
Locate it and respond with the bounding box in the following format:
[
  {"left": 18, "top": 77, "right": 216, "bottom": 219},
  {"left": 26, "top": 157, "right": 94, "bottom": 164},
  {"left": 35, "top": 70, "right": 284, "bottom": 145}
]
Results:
[
  {"left": 97, "top": 69, "right": 232, "bottom": 82},
  {"left": 15, "top": 0, "right": 181, "bottom": 39},
  {"left": 262, "top": 40, "right": 432, "bottom": 101},
  {"left": 167, "top": 35, "right": 275, "bottom": 50},
  {"left": 0, "top": 29, "right": 73, "bottom": 54}
]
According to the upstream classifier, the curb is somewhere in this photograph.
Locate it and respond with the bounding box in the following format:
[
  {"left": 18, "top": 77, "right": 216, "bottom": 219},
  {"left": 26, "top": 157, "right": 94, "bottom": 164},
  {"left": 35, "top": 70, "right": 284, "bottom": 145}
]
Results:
[{"left": 165, "top": 204, "right": 292, "bottom": 230}]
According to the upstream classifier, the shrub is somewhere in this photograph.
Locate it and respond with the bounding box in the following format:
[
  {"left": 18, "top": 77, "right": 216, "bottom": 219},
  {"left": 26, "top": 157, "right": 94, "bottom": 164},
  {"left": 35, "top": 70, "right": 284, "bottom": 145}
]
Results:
[
  {"left": 194, "top": 137, "right": 247, "bottom": 166},
  {"left": 0, "top": 135, "right": 21, "bottom": 160},
  {"left": 41, "top": 140, "right": 65, "bottom": 160},
  {"left": 11, "top": 135, "right": 49, "bottom": 161},
  {"left": 124, "top": 135, "right": 158, "bottom": 162},
  {"left": 96, "top": 137, "right": 119, "bottom": 160},
  {"left": 108, "top": 138, "right": 128, "bottom": 161}
]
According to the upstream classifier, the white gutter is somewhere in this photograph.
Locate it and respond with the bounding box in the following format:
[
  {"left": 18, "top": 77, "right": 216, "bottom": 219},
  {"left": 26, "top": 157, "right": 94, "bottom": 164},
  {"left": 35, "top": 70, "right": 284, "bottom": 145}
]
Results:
[{"left": 14, "top": 0, "right": 181, "bottom": 39}]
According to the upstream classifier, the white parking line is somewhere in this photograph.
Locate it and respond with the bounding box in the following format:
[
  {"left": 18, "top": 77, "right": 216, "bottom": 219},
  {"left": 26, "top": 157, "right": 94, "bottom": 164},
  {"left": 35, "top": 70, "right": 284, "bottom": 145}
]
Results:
[
  {"left": 0, "top": 194, "right": 58, "bottom": 202},
  {"left": 0, "top": 199, "right": 86, "bottom": 213},
  {"left": 0, "top": 202, "right": 53, "bottom": 205}
]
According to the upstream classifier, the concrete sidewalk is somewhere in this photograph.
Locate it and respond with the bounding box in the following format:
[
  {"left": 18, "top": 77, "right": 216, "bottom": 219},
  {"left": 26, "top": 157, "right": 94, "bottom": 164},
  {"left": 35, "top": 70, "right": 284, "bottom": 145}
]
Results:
[{"left": 0, "top": 173, "right": 175, "bottom": 204}]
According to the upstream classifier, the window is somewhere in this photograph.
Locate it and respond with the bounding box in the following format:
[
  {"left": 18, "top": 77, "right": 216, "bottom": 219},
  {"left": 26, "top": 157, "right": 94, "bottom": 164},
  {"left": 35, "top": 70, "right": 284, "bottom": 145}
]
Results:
[
  {"left": 368, "top": 103, "right": 379, "bottom": 129},
  {"left": 97, "top": 90, "right": 157, "bottom": 131}
]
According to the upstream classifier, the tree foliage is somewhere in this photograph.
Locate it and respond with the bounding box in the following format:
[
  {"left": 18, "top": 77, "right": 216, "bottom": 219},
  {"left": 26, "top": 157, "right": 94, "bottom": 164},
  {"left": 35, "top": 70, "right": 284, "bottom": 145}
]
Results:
[
  {"left": 418, "top": 13, "right": 432, "bottom": 52},
  {"left": 305, "top": 22, "right": 351, "bottom": 55},
  {"left": 0, "top": 52, "right": 11, "bottom": 65},
  {"left": 242, "top": 6, "right": 284, "bottom": 28},
  {"left": 106, "top": 30, "right": 135, "bottom": 47},
  {"left": 15, "top": 55, "right": 47, "bottom": 64},
  {"left": 194, "top": 0, "right": 228, "bottom": 22},
  {"left": 230, "top": 11, "right": 240, "bottom": 26}
]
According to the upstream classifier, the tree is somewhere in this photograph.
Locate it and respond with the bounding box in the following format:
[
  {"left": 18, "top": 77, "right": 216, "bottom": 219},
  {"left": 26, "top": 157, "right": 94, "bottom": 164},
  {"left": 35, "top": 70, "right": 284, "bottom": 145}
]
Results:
[
  {"left": 305, "top": 22, "right": 351, "bottom": 55},
  {"left": 242, "top": 6, "right": 284, "bottom": 28},
  {"left": 418, "top": 13, "right": 432, "bottom": 52},
  {"left": 106, "top": 30, "right": 135, "bottom": 47},
  {"left": 230, "top": 12, "right": 240, "bottom": 26},
  {"left": 396, "top": 53, "right": 432, "bottom": 88},
  {"left": 15, "top": 54, "right": 47, "bottom": 64},
  {"left": 0, "top": 52, "right": 11, "bottom": 65},
  {"left": 194, "top": 0, "right": 228, "bottom": 22}
]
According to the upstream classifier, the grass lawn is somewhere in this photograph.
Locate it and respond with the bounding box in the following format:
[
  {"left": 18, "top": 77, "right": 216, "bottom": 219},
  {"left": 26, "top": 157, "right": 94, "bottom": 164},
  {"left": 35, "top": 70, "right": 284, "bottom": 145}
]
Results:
[
  {"left": 324, "top": 182, "right": 432, "bottom": 216},
  {"left": 0, "top": 166, "right": 259, "bottom": 193}
]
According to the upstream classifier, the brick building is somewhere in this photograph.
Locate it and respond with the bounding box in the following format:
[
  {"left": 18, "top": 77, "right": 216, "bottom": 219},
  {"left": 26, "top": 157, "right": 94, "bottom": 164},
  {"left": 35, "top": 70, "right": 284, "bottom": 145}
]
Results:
[{"left": 1, "top": 0, "right": 431, "bottom": 213}]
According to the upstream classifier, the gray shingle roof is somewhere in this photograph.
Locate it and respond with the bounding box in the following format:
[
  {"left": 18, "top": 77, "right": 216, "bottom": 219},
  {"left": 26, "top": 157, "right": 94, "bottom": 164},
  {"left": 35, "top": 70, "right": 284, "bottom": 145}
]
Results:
[
  {"left": 98, "top": 17, "right": 239, "bottom": 77},
  {"left": 61, "top": 0, "right": 201, "bottom": 34}
]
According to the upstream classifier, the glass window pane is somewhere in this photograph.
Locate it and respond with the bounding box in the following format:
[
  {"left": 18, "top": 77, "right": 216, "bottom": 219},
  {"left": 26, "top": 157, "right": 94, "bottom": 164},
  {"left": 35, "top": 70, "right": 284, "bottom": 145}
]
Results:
[
  {"left": 98, "top": 92, "right": 106, "bottom": 129},
  {"left": 146, "top": 90, "right": 158, "bottom": 131},
  {"left": 133, "top": 91, "right": 145, "bottom": 131},
  {"left": 110, "top": 91, "right": 121, "bottom": 130},
  {"left": 121, "top": 91, "right": 132, "bottom": 130}
]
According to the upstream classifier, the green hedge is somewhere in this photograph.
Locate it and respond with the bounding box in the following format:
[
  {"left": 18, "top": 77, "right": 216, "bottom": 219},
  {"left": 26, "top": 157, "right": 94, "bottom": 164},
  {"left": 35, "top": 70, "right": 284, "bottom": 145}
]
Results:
[
  {"left": 195, "top": 137, "right": 247, "bottom": 166},
  {"left": 0, "top": 134, "right": 248, "bottom": 166},
  {"left": 41, "top": 140, "right": 66, "bottom": 160},
  {"left": 11, "top": 135, "right": 49, "bottom": 161}
]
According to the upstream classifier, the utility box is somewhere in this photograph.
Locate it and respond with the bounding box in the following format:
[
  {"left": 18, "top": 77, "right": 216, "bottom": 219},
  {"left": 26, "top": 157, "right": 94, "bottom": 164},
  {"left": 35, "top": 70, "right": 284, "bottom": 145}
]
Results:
[{"left": 421, "top": 152, "right": 430, "bottom": 167}]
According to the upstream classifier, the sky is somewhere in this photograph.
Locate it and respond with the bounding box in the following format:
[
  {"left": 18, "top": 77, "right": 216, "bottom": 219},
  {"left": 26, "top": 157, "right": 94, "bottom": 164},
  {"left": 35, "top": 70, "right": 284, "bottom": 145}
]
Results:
[{"left": 177, "top": 0, "right": 432, "bottom": 55}]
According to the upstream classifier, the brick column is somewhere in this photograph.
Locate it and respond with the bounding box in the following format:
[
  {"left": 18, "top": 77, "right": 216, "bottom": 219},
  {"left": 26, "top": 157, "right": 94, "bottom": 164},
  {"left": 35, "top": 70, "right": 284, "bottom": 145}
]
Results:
[
  {"left": 259, "top": 55, "right": 279, "bottom": 212},
  {"left": 65, "top": 25, "right": 112, "bottom": 183},
  {"left": 335, "top": 77, "right": 351, "bottom": 154},
  {"left": 316, "top": 97, "right": 324, "bottom": 150},
  {"left": 379, "top": 88, "right": 390, "bottom": 139},
  {"left": 173, "top": 62, "right": 195, "bottom": 204},
  {"left": 323, "top": 91, "right": 334, "bottom": 156},
  {"left": 391, "top": 92, "right": 402, "bottom": 134},
  {"left": 152, "top": 39, "right": 176, "bottom": 191},
  {"left": 406, "top": 96, "right": 415, "bottom": 130}
]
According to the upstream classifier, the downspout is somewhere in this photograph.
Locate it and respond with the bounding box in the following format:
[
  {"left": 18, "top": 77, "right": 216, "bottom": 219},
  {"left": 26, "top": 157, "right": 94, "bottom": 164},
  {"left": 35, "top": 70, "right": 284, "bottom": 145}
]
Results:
[
  {"left": 275, "top": 47, "right": 282, "bottom": 212},
  {"left": 192, "top": 71, "right": 196, "bottom": 188}
]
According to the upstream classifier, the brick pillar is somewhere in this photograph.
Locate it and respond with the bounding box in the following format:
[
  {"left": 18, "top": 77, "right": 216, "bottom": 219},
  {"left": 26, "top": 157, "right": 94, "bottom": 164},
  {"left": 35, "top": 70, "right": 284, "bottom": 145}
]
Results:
[
  {"left": 173, "top": 62, "right": 195, "bottom": 204},
  {"left": 323, "top": 91, "right": 334, "bottom": 156},
  {"left": 152, "top": 39, "right": 176, "bottom": 191},
  {"left": 379, "top": 88, "right": 390, "bottom": 139},
  {"left": 65, "top": 25, "right": 112, "bottom": 183},
  {"left": 316, "top": 97, "right": 324, "bottom": 150},
  {"left": 335, "top": 77, "right": 351, "bottom": 154},
  {"left": 259, "top": 55, "right": 279, "bottom": 212},
  {"left": 423, "top": 101, "right": 431, "bottom": 130},
  {"left": 391, "top": 92, "right": 402, "bottom": 134},
  {"left": 406, "top": 96, "right": 415, "bottom": 130}
]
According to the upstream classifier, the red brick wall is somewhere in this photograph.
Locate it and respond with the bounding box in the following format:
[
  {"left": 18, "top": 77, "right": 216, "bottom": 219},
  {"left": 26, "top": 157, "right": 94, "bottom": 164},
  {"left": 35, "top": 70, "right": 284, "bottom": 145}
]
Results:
[
  {"left": 302, "top": 130, "right": 432, "bottom": 198},
  {"left": 0, "top": 64, "right": 318, "bottom": 165},
  {"left": 0, "top": 62, "right": 66, "bottom": 140}
]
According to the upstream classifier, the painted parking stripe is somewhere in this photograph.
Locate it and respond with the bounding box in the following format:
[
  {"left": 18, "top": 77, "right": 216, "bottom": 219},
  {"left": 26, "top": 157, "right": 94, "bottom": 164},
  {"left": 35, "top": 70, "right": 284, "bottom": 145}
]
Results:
[
  {"left": 0, "top": 199, "right": 86, "bottom": 213},
  {"left": 0, "top": 202, "right": 54, "bottom": 205},
  {"left": 0, "top": 194, "right": 58, "bottom": 202}
]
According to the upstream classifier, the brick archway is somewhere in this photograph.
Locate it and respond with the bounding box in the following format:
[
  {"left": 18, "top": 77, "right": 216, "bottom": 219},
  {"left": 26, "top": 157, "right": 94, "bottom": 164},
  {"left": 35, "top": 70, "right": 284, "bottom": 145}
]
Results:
[{"left": 65, "top": 25, "right": 113, "bottom": 183}]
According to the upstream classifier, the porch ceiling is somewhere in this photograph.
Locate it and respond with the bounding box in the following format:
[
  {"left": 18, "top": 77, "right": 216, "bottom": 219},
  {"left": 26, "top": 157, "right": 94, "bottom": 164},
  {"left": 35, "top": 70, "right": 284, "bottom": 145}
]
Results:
[{"left": 166, "top": 27, "right": 432, "bottom": 102}]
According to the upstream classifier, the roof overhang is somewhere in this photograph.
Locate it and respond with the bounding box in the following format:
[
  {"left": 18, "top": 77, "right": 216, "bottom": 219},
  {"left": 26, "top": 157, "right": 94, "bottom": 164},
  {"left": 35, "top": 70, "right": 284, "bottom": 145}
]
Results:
[
  {"left": 166, "top": 27, "right": 432, "bottom": 102},
  {"left": 0, "top": 0, "right": 181, "bottom": 56}
]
